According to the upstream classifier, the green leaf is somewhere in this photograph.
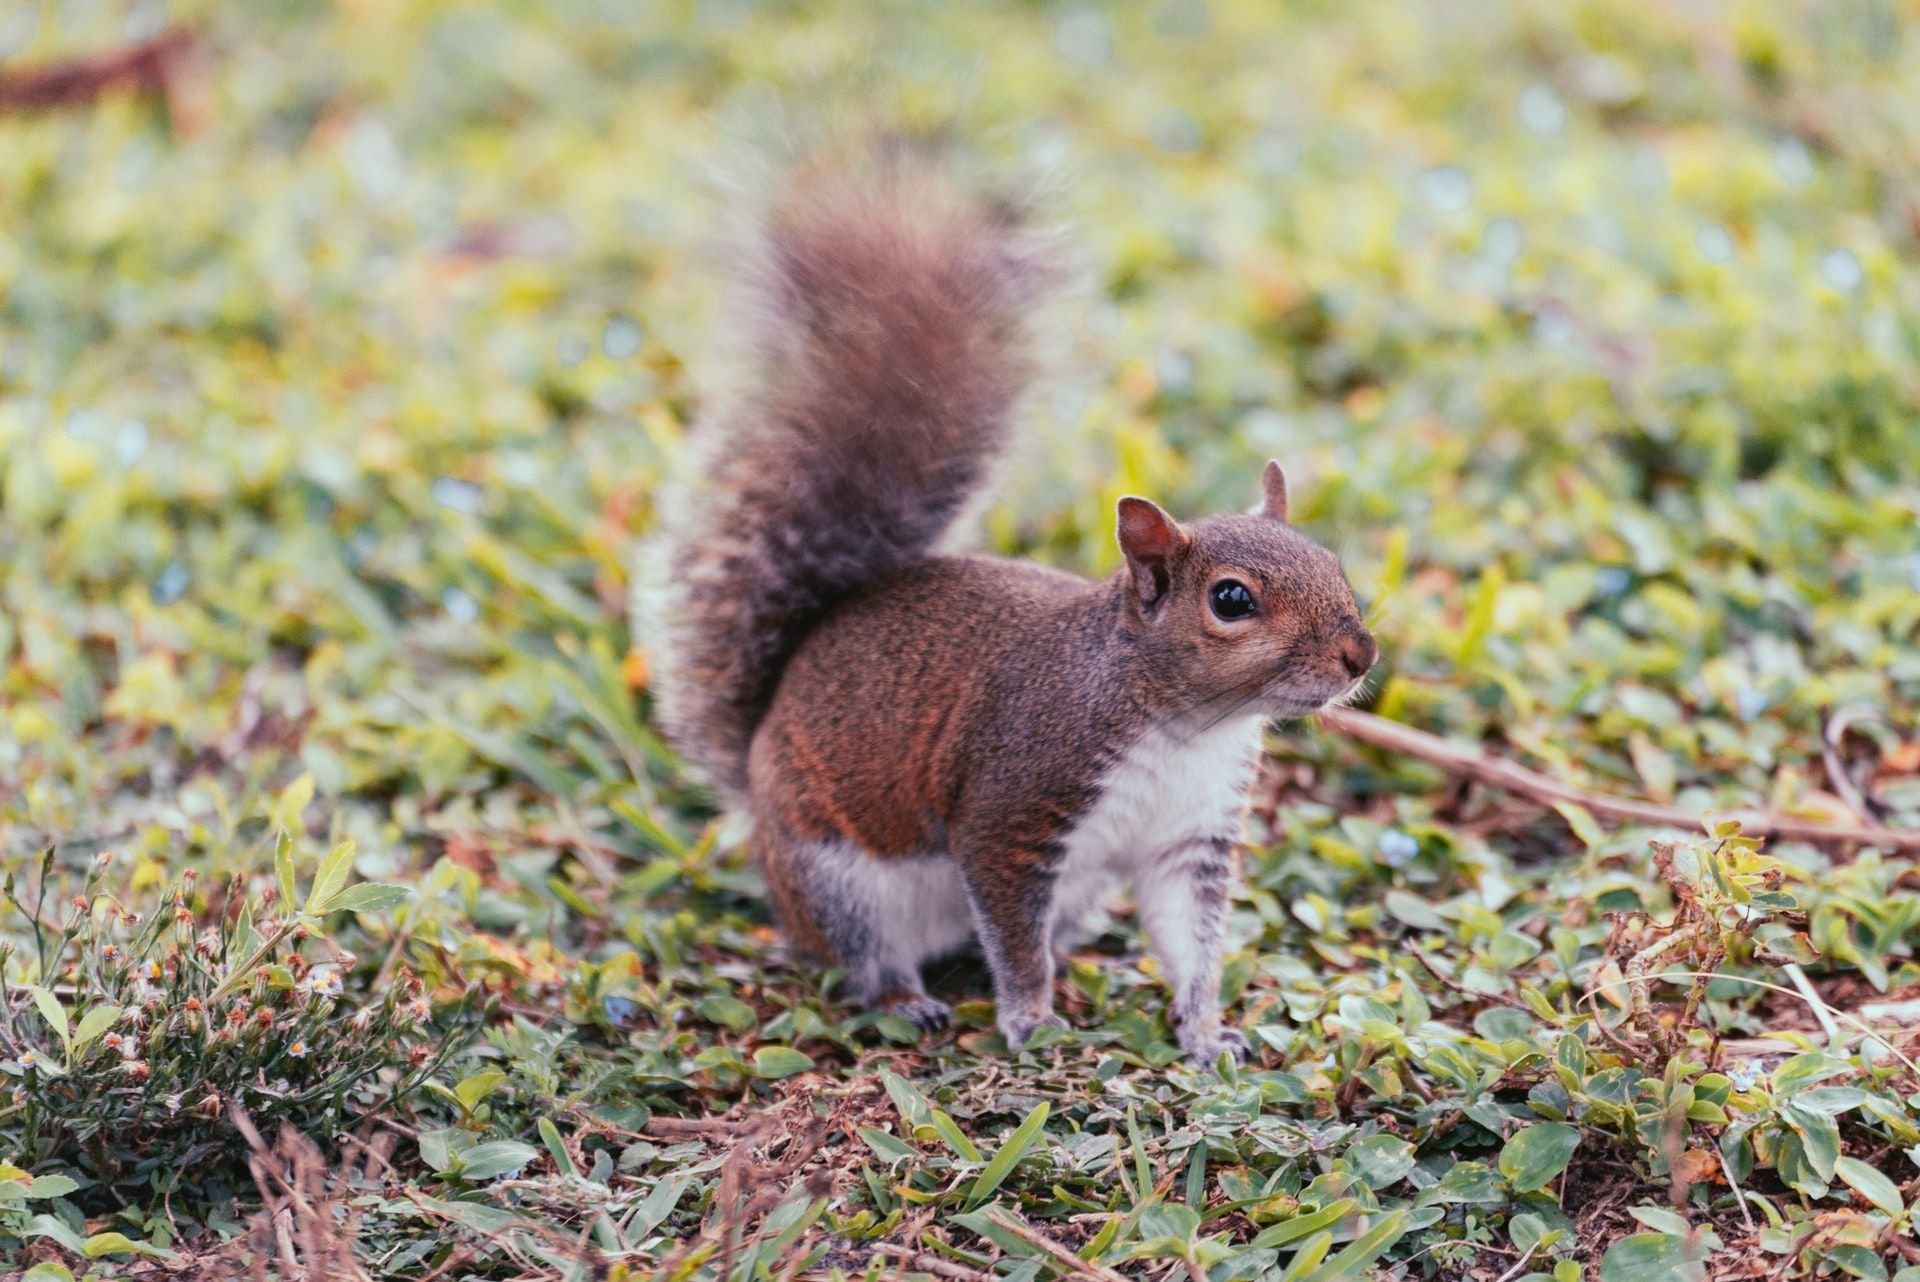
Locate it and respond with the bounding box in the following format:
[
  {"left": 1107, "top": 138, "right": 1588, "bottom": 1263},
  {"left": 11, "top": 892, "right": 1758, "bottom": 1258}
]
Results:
[
  {"left": 412, "top": 1194, "right": 528, "bottom": 1236},
  {"left": 1774, "top": 1129, "right": 1827, "bottom": 1197},
  {"left": 1277, "top": 1232, "right": 1332, "bottom": 1281},
  {"left": 1599, "top": 1232, "right": 1705, "bottom": 1282},
  {"left": 750, "top": 1046, "right": 816, "bottom": 1078},
  {"left": 1346, "top": 1135, "right": 1417, "bottom": 1190},
  {"left": 1783, "top": 1102, "right": 1842, "bottom": 1181},
  {"left": 274, "top": 828, "right": 297, "bottom": 911},
  {"left": 1488, "top": 930, "right": 1542, "bottom": 971},
  {"left": 28, "top": 987, "right": 70, "bottom": 1059},
  {"left": 695, "top": 995, "right": 757, "bottom": 1031},
  {"left": 1126, "top": 1105, "right": 1153, "bottom": 1195},
  {"left": 1510, "top": 1212, "right": 1561, "bottom": 1254},
  {"left": 879, "top": 1069, "right": 932, "bottom": 1127},
  {"left": 272, "top": 774, "right": 315, "bottom": 834},
  {"left": 1771, "top": 1052, "right": 1848, "bottom": 1094},
  {"left": 305, "top": 838, "right": 358, "bottom": 915},
  {"left": 25, "top": 1175, "right": 78, "bottom": 1200},
  {"left": 967, "top": 1101, "right": 1050, "bottom": 1208},
  {"left": 1384, "top": 889, "right": 1444, "bottom": 930},
  {"left": 1628, "top": 1207, "right": 1691, "bottom": 1235},
  {"left": 71, "top": 1006, "right": 122, "bottom": 1054},
  {"left": 21, "top": 1214, "right": 85, "bottom": 1255},
  {"left": 83, "top": 1231, "right": 176, "bottom": 1260},
  {"left": 632, "top": 1174, "right": 692, "bottom": 1239},
  {"left": 1553, "top": 802, "right": 1605, "bottom": 851},
  {"left": 1793, "top": 1086, "right": 1867, "bottom": 1117},
  {"left": 21, "top": 1264, "right": 75, "bottom": 1282},
  {"left": 457, "top": 1140, "right": 538, "bottom": 1181},
  {"left": 453, "top": 1071, "right": 506, "bottom": 1113},
  {"left": 610, "top": 799, "right": 688, "bottom": 856},
  {"left": 1426, "top": 1159, "right": 1506, "bottom": 1204},
  {"left": 1307, "top": 1208, "right": 1409, "bottom": 1282},
  {"left": 1250, "top": 1199, "right": 1358, "bottom": 1248},
  {"left": 537, "top": 1117, "right": 577, "bottom": 1178},
  {"left": 1499, "top": 1122, "right": 1582, "bottom": 1193},
  {"left": 857, "top": 1127, "right": 919, "bottom": 1163},
  {"left": 1133, "top": 1201, "right": 1201, "bottom": 1249},
  {"left": 1825, "top": 1243, "right": 1891, "bottom": 1282},
  {"left": 1834, "top": 1155, "right": 1904, "bottom": 1216},
  {"left": 930, "top": 1109, "right": 984, "bottom": 1162},
  {"left": 418, "top": 1128, "right": 460, "bottom": 1173},
  {"left": 324, "top": 882, "right": 411, "bottom": 915}
]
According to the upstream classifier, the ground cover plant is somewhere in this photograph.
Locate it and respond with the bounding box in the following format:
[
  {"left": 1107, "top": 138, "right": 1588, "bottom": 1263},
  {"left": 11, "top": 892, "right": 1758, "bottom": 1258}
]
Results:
[{"left": 1, "top": 0, "right": 1918, "bottom": 1277}]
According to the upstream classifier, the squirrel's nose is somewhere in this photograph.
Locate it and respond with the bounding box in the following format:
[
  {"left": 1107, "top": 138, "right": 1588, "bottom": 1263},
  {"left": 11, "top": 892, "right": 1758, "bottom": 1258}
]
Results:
[{"left": 1339, "top": 631, "right": 1378, "bottom": 679}]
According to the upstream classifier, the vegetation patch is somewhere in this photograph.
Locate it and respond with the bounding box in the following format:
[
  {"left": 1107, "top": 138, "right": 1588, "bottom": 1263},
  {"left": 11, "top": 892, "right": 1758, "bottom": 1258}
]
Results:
[{"left": 1, "top": 0, "right": 1917, "bottom": 1277}]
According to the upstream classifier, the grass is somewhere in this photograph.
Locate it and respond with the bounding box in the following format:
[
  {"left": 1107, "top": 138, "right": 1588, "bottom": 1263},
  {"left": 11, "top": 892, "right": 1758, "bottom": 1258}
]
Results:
[{"left": 1, "top": 0, "right": 1918, "bottom": 1278}]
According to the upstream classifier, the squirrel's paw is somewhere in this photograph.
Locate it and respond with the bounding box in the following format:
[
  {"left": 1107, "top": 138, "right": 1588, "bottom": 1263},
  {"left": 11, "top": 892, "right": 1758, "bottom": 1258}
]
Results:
[
  {"left": 1180, "top": 1025, "right": 1250, "bottom": 1068},
  {"left": 882, "top": 994, "right": 953, "bottom": 1035},
  {"left": 1001, "top": 1011, "right": 1068, "bottom": 1050}
]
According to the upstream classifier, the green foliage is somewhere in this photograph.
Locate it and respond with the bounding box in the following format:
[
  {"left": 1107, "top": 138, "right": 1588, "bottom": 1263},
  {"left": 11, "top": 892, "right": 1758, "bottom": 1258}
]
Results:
[
  {"left": 0, "top": 842, "right": 450, "bottom": 1240},
  {"left": 0, "top": 0, "right": 1917, "bottom": 1277}
]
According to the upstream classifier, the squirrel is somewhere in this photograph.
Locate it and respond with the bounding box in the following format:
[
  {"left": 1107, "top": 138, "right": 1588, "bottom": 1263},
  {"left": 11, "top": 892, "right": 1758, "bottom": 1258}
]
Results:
[{"left": 641, "top": 140, "right": 1377, "bottom": 1064}]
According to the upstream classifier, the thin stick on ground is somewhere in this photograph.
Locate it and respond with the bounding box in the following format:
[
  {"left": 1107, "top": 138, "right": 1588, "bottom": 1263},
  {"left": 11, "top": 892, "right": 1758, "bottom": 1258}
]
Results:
[
  {"left": 1319, "top": 707, "right": 1920, "bottom": 851},
  {"left": 1495, "top": 1243, "right": 1541, "bottom": 1282},
  {"left": 0, "top": 27, "right": 200, "bottom": 115},
  {"left": 985, "top": 1210, "right": 1133, "bottom": 1282}
]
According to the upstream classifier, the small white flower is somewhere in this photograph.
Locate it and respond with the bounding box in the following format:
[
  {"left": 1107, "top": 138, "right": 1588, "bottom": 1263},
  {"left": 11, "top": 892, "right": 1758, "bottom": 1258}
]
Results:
[
  {"left": 288, "top": 1040, "right": 310, "bottom": 1059},
  {"left": 299, "top": 965, "right": 344, "bottom": 999},
  {"left": 19, "top": 1052, "right": 36, "bottom": 1070}
]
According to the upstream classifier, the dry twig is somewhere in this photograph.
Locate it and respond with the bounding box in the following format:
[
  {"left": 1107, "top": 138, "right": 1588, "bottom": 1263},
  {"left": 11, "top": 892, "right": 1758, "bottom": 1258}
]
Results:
[
  {"left": 985, "top": 1209, "right": 1133, "bottom": 1282},
  {"left": 1320, "top": 707, "right": 1920, "bottom": 850},
  {"left": 0, "top": 27, "right": 205, "bottom": 127}
]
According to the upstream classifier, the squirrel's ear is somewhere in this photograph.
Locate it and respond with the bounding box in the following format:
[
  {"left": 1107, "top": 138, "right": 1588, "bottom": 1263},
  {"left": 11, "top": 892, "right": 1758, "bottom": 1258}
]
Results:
[
  {"left": 1259, "top": 460, "right": 1290, "bottom": 523},
  {"left": 1116, "top": 497, "right": 1189, "bottom": 607}
]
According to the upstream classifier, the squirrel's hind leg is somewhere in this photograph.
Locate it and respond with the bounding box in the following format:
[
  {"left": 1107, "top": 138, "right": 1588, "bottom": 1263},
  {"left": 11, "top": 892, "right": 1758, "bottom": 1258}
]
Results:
[{"left": 759, "top": 830, "right": 968, "bottom": 1033}]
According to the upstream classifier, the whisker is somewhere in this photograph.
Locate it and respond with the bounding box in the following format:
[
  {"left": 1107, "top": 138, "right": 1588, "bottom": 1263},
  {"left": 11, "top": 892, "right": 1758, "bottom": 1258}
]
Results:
[{"left": 1172, "top": 671, "right": 1280, "bottom": 743}]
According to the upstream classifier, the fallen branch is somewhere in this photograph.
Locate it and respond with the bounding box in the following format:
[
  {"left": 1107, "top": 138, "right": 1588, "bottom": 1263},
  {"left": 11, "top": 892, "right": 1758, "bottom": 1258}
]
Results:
[
  {"left": 1318, "top": 706, "right": 1920, "bottom": 851},
  {"left": 0, "top": 26, "right": 201, "bottom": 119}
]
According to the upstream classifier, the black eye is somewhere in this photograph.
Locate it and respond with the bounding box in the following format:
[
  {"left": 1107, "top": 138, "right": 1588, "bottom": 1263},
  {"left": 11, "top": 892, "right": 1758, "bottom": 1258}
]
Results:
[{"left": 1209, "top": 579, "right": 1255, "bottom": 620}]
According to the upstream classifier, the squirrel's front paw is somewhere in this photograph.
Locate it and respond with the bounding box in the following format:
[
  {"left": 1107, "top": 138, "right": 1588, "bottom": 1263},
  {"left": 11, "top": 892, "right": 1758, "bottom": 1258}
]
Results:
[
  {"left": 1000, "top": 1011, "right": 1068, "bottom": 1050},
  {"left": 1180, "top": 1025, "right": 1250, "bottom": 1068}
]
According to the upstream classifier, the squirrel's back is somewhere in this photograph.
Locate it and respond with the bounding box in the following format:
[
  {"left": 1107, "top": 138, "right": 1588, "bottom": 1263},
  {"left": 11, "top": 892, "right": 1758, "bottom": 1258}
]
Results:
[{"left": 640, "top": 139, "right": 1063, "bottom": 794}]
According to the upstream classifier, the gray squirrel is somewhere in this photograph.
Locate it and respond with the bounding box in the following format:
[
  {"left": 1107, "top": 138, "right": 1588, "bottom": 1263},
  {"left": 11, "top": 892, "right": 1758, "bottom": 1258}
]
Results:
[{"left": 640, "top": 140, "right": 1376, "bottom": 1063}]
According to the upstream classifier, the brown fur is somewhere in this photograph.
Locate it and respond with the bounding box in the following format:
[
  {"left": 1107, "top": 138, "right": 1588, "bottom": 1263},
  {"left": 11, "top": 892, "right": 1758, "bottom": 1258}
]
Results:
[
  {"left": 643, "top": 138, "right": 1060, "bottom": 795},
  {"left": 642, "top": 143, "right": 1375, "bottom": 1055},
  {"left": 750, "top": 517, "right": 1375, "bottom": 965}
]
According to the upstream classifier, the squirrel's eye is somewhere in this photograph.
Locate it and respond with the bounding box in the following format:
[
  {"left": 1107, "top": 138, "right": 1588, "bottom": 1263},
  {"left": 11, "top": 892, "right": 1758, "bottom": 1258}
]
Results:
[{"left": 1209, "top": 580, "right": 1255, "bottom": 620}]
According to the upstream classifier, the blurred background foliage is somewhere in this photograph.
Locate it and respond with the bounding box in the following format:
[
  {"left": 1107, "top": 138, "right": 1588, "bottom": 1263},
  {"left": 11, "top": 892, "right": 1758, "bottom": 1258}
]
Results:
[{"left": 0, "top": 0, "right": 1917, "bottom": 1276}]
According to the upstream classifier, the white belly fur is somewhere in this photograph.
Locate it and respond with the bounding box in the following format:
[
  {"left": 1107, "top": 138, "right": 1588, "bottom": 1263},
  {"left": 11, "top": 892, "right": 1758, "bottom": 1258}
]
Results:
[{"left": 1050, "top": 714, "right": 1265, "bottom": 942}]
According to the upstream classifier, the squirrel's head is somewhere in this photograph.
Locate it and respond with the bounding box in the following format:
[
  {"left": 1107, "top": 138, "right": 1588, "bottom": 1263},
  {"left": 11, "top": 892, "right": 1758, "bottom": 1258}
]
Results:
[{"left": 1115, "top": 460, "right": 1376, "bottom": 722}]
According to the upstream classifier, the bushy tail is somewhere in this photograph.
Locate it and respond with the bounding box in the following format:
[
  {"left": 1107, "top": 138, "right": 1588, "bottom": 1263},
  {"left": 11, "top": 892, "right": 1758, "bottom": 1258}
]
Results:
[{"left": 639, "top": 140, "right": 1062, "bottom": 795}]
